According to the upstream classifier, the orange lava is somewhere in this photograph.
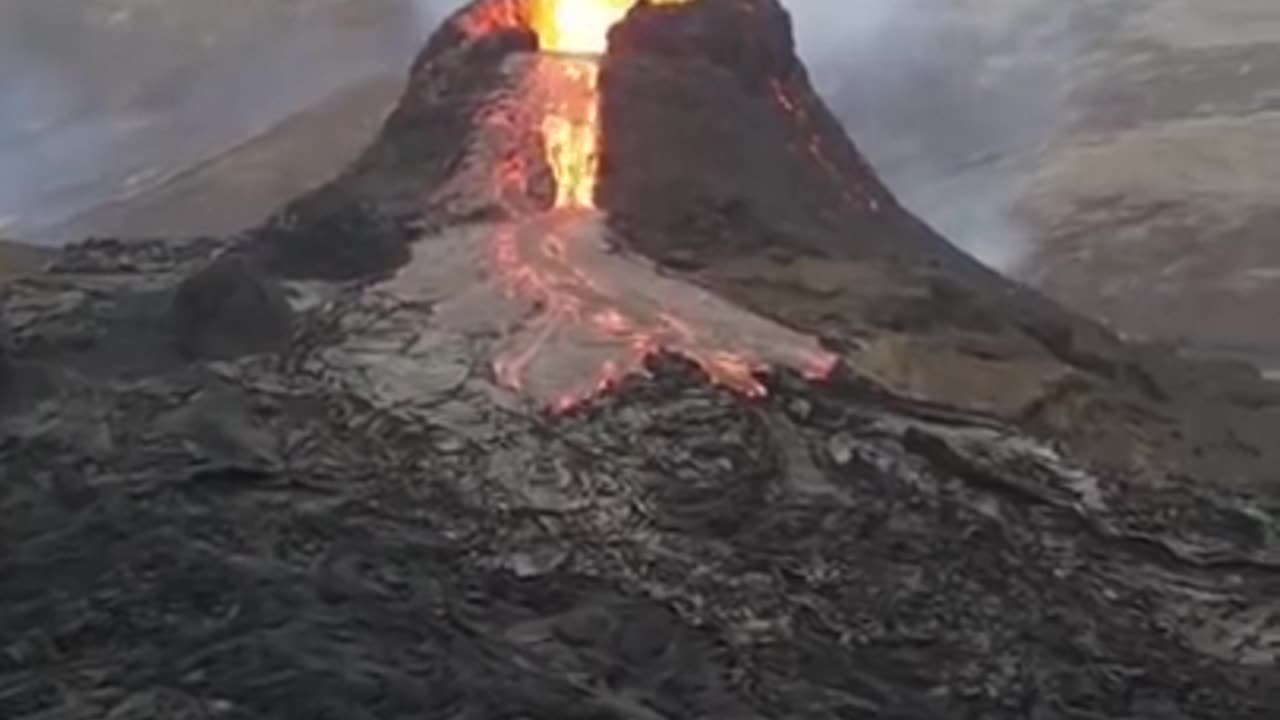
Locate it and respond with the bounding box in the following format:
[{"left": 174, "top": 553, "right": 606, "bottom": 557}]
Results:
[
  {"left": 540, "top": 59, "right": 602, "bottom": 207},
  {"left": 527, "top": 0, "right": 694, "bottom": 210},
  {"left": 532, "top": 0, "right": 632, "bottom": 54},
  {"left": 456, "top": 0, "right": 529, "bottom": 38},
  {"left": 475, "top": 0, "right": 835, "bottom": 410}
]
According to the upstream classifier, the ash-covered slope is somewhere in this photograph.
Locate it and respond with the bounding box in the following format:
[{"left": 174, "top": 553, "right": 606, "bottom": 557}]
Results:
[{"left": 2, "top": 1, "right": 1280, "bottom": 718}]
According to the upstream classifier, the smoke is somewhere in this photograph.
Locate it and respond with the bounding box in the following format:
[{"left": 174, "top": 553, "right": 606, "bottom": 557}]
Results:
[
  {"left": 785, "top": 0, "right": 1079, "bottom": 271},
  {"left": 1, "top": 0, "right": 1077, "bottom": 269},
  {"left": 0, "top": 0, "right": 448, "bottom": 237}
]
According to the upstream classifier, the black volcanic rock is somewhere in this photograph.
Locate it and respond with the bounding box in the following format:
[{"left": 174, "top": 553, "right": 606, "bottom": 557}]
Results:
[
  {"left": 247, "top": 186, "right": 413, "bottom": 282},
  {"left": 1, "top": 1, "right": 1279, "bottom": 719},
  {"left": 601, "top": 0, "right": 904, "bottom": 261},
  {"left": 172, "top": 253, "right": 292, "bottom": 359},
  {"left": 0, "top": 316, "right": 13, "bottom": 395}
]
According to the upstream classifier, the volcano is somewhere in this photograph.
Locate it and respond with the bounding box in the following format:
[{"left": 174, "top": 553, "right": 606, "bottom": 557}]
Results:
[
  {"left": 254, "top": 0, "right": 860, "bottom": 411},
  {"left": 2, "top": 1, "right": 1280, "bottom": 718}
]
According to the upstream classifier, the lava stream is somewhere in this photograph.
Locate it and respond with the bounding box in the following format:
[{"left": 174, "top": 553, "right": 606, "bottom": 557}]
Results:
[{"left": 479, "top": 0, "right": 835, "bottom": 410}]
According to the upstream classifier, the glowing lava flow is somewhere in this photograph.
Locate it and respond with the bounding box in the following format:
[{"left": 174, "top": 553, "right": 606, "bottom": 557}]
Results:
[
  {"left": 482, "top": 0, "right": 836, "bottom": 410},
  {"left": 533, "top": 0, "right": 633, "bottom": 54}
]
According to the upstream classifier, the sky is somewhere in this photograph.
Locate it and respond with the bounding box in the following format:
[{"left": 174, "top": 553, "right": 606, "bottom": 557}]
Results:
[{"left": 0, "top": 0, "right": 1076, "bottom": 270}]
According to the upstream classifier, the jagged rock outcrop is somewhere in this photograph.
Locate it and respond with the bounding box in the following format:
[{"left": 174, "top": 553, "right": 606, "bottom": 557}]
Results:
[
  {"left": 594, "top": 0, "right": 1280, "bottom": 494},
  {"left": 0, "top": 0, "right": 438, "bottom": 244},
  {"left": 2, "top": 1, "right": 1279, "bottom": 718},
  {"left": 0, "top": 316, "right": 13, "bottom": 395},
  {"left": 171, "top": 253, "right": 293, "bottom": 360}
]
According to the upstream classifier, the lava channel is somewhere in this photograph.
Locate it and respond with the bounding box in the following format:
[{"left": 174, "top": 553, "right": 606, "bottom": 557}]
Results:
[{"left": 435, "top": 0, "right": 837, "bottom": 411}]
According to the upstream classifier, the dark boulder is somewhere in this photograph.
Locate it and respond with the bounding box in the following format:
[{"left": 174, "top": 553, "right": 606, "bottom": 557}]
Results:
[
  {"left": 0, "top": 316, "right": 13, "bottom": 397},
  {"left": 248, "top": 184, "right": 413, "bottom": 282},
  {"left": 171, "top": 253, "right": 293, "bottom": 361}
]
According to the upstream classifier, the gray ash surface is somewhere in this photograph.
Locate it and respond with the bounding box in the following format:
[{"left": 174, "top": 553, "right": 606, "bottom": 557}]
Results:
[
  {"left": 2, "top": 239, "right": 1280, "bottom": 712},
  {"left": 4, "top": 235, "right": 1279, "bottom": 718},
  {"left": 3, "top": 0, "right": 1280, "bottom": 718}
]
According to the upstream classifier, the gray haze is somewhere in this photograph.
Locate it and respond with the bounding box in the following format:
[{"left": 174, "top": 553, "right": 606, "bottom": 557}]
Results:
[
  {"left": 0, "top": 0, "right": 1075, "bottom": 270},
  {"left": 788, "top": 0, "right": 1078, "bottom": 269},
  {"left": 0, "top": 0, "right": 445, "bottom": 236}
]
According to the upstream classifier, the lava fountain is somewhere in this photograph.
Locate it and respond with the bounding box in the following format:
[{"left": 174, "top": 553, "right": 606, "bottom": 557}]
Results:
[
  {"left": 526, "top": 0, "right": 695, "bottom": 207},
  {"left": 442, "top": 0, "right": 837, "bottom": 410}
]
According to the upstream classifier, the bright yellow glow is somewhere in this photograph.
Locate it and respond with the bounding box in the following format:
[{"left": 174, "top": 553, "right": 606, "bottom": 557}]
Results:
[
  {"left": 527, "top": 0, "right": 699, "bottom": 207},
  {"left": 533, "top": 0, "right": 633, "bottom": 54},
  {"left": 532, "top": 0, "right": 693, "bottom": 54},
  {"left": 538, "top": 59, "right": 602, "bottom": 207}
]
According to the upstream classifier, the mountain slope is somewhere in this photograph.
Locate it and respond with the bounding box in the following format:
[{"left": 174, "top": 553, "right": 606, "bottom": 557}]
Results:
[
  {"left": 803, "top": 0, "right": 1280, "bottom": 376},
  {"left": 41, "top": 74, "right": 405, "bottom": 244},
  {"left": 1017, "top": 0, "right": 1280, "bottom": 375}
]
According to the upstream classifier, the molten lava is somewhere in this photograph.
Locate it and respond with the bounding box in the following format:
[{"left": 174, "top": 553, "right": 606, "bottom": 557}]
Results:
[
  {"left": 539, "top": 58, "right": 601, "bottom": 208},
  {"left": 531, "top": 0, "right": 693, "bottom": 54},
  {"left": 532, "top": 0, "right": 632, "bottom": 54},
  {"left": 467, "top": 0, "right": 836, "bottom": 410},
  {"left": 526, "top": 0, "right": 693, "bottom": 208}
]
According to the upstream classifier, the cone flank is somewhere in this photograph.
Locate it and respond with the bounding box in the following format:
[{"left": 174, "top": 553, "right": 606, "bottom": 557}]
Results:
[{"left": 248, "top": 0, "right": 1098, "bottom": 416}]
